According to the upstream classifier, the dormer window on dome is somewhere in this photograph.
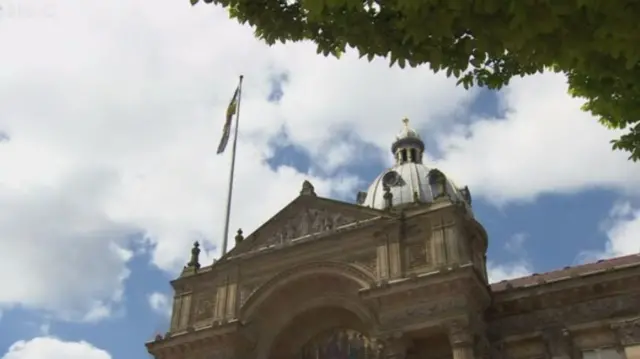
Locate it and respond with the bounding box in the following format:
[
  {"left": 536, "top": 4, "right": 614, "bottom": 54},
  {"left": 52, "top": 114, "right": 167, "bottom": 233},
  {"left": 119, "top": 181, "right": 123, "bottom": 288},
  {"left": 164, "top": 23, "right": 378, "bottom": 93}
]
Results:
[{"left": 392, "top": 118, "right": 424, "bottom": 165}]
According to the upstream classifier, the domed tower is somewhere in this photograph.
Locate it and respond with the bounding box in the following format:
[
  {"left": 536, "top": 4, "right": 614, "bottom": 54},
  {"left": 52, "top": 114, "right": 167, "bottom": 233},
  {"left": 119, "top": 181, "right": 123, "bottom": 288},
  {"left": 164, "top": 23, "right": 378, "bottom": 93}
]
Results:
[
  {"left": 358, "top": 119, "right": 487, "bottom": 282},
  {"left": 360, "top": 118, "right": 473, "bottom": 212}
]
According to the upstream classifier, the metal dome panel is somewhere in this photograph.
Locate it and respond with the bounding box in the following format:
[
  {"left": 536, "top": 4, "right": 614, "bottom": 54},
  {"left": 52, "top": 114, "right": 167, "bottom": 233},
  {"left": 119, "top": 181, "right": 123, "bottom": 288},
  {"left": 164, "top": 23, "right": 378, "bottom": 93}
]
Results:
[{"left": 361, "top": 162, "right": 471, "bottom": 212}]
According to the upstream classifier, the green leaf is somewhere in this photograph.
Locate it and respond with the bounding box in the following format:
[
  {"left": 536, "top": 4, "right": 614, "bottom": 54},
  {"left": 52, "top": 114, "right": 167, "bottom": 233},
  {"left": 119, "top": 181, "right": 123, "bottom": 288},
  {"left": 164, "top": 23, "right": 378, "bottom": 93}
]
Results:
[{"left": 303, "top": 0, "right": 325, "bottom": 18}]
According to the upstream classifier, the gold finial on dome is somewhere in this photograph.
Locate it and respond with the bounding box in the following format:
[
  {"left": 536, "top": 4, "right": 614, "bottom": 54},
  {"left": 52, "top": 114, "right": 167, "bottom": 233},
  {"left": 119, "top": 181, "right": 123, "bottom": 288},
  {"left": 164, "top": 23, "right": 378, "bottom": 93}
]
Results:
[{"left": 402, "top": 117, "right": 410, "bottom": 127}]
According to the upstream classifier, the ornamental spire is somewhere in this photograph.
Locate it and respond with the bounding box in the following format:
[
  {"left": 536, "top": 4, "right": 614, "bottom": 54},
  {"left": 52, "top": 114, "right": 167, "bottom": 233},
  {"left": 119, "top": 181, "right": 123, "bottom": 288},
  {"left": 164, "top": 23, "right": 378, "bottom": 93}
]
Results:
[{"left": 187, "top": 241, "right": 201, "bottom": 271}]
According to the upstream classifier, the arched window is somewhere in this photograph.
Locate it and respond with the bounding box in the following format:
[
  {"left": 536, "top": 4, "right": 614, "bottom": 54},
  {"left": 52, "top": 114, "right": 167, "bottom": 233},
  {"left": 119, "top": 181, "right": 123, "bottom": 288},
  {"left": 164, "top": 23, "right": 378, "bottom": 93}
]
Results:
[{"left": 299, "top": 328, "right": 377, "bottom": 359}]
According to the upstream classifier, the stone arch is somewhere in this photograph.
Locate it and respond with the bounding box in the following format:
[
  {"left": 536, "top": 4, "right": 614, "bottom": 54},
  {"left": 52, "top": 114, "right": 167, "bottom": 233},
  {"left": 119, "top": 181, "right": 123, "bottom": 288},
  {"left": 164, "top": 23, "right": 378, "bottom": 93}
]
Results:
[
  {"left": 239, "top": 261, "right": 376, "bottom": 322},
  {"left": 258, "top": 296, "right": 377, "bottom": 359},
  {"left": 255, "top": 295, "right": 378, "bottom": 359}
]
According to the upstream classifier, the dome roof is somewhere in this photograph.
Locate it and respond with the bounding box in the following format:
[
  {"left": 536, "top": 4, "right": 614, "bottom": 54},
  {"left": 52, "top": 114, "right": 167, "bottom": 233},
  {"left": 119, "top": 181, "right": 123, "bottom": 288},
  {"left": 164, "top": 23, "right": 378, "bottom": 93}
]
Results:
[
  {"left": 361, "top": 162, "right": 472, "bottom": 211},
  {"left": 357, "top": 118, "right": 472, "bottom": 212}
]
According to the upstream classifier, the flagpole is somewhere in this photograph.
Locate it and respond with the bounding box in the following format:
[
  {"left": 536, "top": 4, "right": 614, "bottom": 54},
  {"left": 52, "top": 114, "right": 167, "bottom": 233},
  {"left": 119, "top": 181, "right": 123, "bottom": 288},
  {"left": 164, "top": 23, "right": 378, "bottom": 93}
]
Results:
[{"left": 221, "top": 75, "right": 243, "bottom": 256}]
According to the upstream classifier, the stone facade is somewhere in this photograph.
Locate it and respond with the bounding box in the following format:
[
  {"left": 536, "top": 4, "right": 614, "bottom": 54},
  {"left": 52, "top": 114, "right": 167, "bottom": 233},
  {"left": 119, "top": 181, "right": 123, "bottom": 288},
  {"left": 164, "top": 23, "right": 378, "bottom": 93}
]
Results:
[
  {"left": 144, "top": 184, "right": 640, "bottom": 359},
  {"left": 145, "top": 121, "right": 640, "bottom": 359}
]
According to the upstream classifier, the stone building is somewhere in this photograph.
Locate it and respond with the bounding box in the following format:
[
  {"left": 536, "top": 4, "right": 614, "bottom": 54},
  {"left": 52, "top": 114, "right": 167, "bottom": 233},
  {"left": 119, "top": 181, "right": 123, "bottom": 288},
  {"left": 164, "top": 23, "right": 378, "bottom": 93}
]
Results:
[{"left": 146, "top": 119, "right": 640, "bottom": 359}]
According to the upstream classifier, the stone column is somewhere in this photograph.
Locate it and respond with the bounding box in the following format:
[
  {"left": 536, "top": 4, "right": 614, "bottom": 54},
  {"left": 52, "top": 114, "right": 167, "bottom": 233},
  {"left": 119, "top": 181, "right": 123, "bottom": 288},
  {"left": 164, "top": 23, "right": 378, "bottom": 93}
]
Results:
[
  {"left": 449, "top": 322, "right": 474, "bottom": 359},
  {"left": 376, "top": 234, "right": 390, "bottom": 280},
  {"left": 612, "top": 318, "right": 640, "bottom": 359}
]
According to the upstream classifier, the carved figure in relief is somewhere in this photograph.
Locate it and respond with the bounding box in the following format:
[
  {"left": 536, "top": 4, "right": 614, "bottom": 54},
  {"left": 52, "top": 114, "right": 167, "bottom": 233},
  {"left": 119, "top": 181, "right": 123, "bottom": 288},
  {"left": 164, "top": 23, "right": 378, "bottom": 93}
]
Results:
[
  {"left": 265, "top": 209, "right": 357, "bottom": 245},
  {"left": 407, "top": 241, "right": 427, "bottom": 268},
  {"left": 324, "top": 214, "right": 334, "bottom": 230},
  {"left": 299, "top": 210, "right": 311, "bottom": 234},
  {"left": 311, "top": 211, "right": 324, "bottom": 232},
  {"left": 283, "top": 222, "right": 297, "bottom": 241},
  {"left": 193, "top": 293, "right": 215, "bottom": 322}
]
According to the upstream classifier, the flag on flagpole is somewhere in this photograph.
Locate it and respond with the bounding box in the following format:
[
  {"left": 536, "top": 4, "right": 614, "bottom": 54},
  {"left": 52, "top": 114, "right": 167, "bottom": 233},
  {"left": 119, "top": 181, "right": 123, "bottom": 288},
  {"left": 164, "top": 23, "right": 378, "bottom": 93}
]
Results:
[{"left": 217, "top": 85, "right": 240, "bottom": 154}]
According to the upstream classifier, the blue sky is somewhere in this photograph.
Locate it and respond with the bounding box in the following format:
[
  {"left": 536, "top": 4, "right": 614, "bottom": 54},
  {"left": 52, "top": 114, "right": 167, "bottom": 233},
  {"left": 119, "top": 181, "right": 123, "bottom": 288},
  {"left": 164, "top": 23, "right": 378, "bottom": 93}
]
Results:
[{"left": 1, "top": 1, "right": 639, "bottom": 359}]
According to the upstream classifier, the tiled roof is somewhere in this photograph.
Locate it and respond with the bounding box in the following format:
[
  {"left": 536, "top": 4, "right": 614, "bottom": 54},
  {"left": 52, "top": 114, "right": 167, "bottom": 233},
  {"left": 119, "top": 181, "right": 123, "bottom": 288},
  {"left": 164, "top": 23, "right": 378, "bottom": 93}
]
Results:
[{"left": 490, "top": 253, "right": 640, "bottom": 292}]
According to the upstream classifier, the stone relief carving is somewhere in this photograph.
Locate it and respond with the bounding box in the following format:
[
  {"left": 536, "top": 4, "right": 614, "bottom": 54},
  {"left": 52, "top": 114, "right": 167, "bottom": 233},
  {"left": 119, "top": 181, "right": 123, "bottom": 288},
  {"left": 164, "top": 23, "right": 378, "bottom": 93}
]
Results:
[
  {"left": 611, "top": 317, "right": 640, "bottom": 345},
  {"left": 192, "top": 290, "right": 216, "bottom": 323},
  {"left": 380, "top": 296, "right": 467, "bottom": 330},
  {"left": 491, "top": 294, "right": 640, "bottom": 336},
  {"left": 406, "top": 240, "right": 428, "bottom": 268},
  {"left": 352, "top": 252, "right": 377, "bottom": 274},
  {"left": 264, "top": 209, "right": 357, "bottom": 246}
]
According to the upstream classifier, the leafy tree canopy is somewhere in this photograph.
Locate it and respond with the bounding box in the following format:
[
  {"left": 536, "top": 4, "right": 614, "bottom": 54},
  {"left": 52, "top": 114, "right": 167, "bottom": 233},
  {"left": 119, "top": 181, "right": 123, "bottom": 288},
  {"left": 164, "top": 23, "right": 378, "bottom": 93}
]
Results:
[{"left": 192, "top": 0, "right": 640, "bottom": 161}]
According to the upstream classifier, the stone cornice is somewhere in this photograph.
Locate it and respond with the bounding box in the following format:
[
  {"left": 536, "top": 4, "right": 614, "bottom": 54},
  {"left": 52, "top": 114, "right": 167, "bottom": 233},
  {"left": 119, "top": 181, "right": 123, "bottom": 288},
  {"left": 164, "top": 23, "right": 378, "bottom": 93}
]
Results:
[
  {"left": 146, "top": 320, "right": 241, "bottom": 357},
  {"left": 492, "top": 255, "right": 640, "bottom": 294},
  {"left": 489, "top": 291, "right": 640, "bottom": 339},
  {"left": 490, "top": 269, "right": 640, "bottom": 321},
  {"left": 611, "top": 316, "right": 640, "bottom": 345},
  {"left": 491, "top": 263, "right": 640, "bottom": 302},
  {"left": 360, "top": 262, "right": 486, "bottom": 300}
]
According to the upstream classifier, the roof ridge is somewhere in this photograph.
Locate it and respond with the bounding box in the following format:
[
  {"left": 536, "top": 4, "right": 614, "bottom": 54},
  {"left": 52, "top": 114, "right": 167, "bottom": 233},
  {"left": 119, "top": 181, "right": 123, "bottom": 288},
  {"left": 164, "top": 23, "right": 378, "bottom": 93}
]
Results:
[{"left": 491, "top": 253, "right": 640, "bottom": 291}]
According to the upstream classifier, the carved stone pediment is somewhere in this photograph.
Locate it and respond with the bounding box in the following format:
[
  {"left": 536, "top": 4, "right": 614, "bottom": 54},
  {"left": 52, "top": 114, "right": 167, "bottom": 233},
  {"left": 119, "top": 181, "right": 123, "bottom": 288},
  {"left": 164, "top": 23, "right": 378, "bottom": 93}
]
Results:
[
  {"left": 264, "top": 208, "right": 355, "bottom": 245},
  {"left": 230, "top": 196, "right": 383, "bottom": 255}
]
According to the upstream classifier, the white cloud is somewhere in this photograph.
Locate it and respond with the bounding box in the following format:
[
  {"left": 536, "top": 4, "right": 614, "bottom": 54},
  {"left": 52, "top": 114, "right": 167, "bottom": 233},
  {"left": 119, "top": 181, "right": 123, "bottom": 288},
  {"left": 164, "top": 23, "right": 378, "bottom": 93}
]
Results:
[
  {"left": 148, "top": 292, "right": 171, "bottom": 318},
  {"left": 579, "top": 201, "right": 640, "bottom": 262},
  {"left": 0, "top": 0, "right": 472, "bottom": 321},
  {"left": 602, "top": 201, "right": 640, "bottom": 256},
  {"left": 487, "top": 233, "right": 533, "bottom": 283},
  {"left": 503, "top": 232, "right": 527, "bottom": 254},
  {"left": 39, "top": 323, "right": 50, "bottom": 336},
  {"left": 436, "top": 72, "right": 640, "bottom": 205},
  {"left": 2, "top": 337, "right": 111, "bottom": 359},
  {"left": 487, "top": 262, "right": 532, "bottom": 284}
]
